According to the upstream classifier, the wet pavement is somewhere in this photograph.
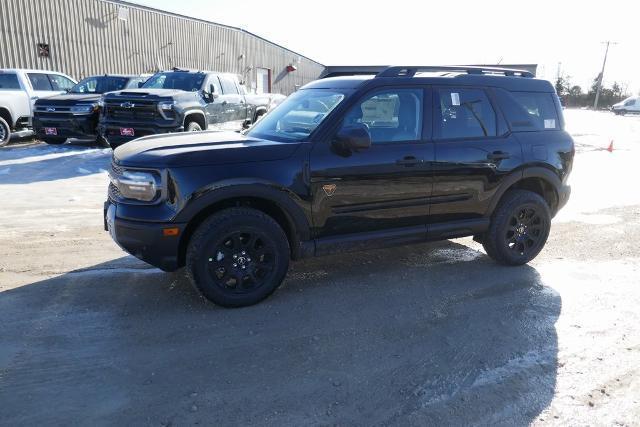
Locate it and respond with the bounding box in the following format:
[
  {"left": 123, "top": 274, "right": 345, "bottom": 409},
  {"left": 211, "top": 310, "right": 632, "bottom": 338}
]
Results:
[{"left": 1, "top": 110, "right": 639, "bottom": 425}]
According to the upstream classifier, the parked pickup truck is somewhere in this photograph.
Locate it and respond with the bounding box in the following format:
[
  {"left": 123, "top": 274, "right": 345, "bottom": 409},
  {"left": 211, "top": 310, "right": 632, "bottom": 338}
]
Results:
[
  {"left": 33, "top": 74, "right": 148, "bottom": 145},
  {"left": 0, "top": 69, "right": 77, "bottom": 146},
  {"left": 99, "top": 69, "right": 283, "bottom": 148}
]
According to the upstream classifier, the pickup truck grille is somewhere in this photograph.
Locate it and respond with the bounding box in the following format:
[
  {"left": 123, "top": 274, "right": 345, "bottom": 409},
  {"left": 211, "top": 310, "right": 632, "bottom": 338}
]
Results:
[
  {"left": 104, "top": 101, "right": 158, "bottom": 121},
  {"left": 108, "top": 160, "right": 123, "bottom": 202}
]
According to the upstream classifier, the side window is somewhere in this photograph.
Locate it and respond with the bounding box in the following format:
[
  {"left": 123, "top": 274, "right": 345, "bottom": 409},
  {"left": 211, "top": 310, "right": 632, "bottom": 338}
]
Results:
[
  {"left": 28, "top": 73, "right": 53, "bottom": 91},
  {"left": 0, "top": 73, "right": 21, "bottom": 90},
  {"left": 435, "top": 88, "right": 497, "bottom": 139},
  {"left": 49, "top": 74, "right": 75, "bottom": 91},
  {"left": 510, "top": 92, "right": 559, "bottom": 130},
  {"left": 219, "top": 76, "right": 239, "bottom": 95},
  {"left": 74, "top": 77, "right": 98, "bottom": 93},
  {"left": 205, "top": 75, "right": 222, "bottom": 94},
  {"left": 126, "top": 78, "right": 143, "bottom": 89},
  {"left": 624, "top": 98, "right": 636, "bottom": 106},
  {"left": 341, "top": 88, "right": 423, "bottom": 144}
]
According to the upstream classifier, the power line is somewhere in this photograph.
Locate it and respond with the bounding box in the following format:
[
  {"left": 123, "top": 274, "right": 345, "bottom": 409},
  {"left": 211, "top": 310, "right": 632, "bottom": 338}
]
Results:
[{"left": 593, "top": 41, "right": 618, "bottom": 110}]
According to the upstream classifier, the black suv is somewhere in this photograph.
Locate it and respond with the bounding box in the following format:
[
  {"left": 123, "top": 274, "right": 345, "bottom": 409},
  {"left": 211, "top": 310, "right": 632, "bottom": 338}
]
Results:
[
  {"left": 99, "top": 69, "right": 275, "bottom": 148},
  {"left": 33, "top": 75, "right": 147, "bottom": 145},
  {"left": 105, "top": 66, "right": 574, "bottom": 307}
]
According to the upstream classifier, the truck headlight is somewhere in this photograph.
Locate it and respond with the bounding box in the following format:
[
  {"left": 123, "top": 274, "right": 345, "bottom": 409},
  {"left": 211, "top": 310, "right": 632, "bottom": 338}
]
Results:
[
  {"left": 158, "top": 101, "right": 175, "bottom": 111},
  {"left": 71, "top": 103, "right": 98, "bottom": 114},
  {"left": 114, "top": 170, "right": 160, "bottom": 202}
]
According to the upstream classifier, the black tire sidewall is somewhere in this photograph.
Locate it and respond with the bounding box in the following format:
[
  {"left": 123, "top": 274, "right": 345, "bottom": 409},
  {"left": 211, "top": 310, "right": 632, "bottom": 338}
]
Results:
[
  {"left": 0, "top": 117, "right": 10, "bottom": 147},
  {"left": 484, "top": 190, "right": 551, "bottom": 265},
  {"left": 186, "top": 208, "right": 290, "bottom": 307}
]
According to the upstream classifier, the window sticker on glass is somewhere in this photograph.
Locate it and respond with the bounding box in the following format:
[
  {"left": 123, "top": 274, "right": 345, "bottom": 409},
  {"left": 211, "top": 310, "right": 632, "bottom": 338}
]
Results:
[
  {"left": 544, "top": 119, "right": 556, "bottom": 129},
  {"left": 451, "top": 92, "right": 460, "bottom": 106}
]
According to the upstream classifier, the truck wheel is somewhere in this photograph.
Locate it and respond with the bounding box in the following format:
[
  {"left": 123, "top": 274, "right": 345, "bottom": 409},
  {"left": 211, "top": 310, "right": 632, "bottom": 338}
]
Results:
[
  {"left": 42, "top": 137, "right": 66, "bottom": 145},
  {"left": 186, "top": 207, "right": 290, "bottom": 307},
  {"left": 186, "top": 121, "right": 202, "bottom": 132},
  {"left": 482, "top": 190, "right": 551, "bottom": 266},
  {"left": 0, "top": 117, "right": 10, "bottom": 147}
]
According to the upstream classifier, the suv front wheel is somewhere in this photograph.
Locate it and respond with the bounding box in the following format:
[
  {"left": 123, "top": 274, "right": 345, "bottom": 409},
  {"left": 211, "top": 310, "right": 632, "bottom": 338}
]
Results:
[
  {"left": 482, "top": 190, "right": 551, "bottom": 265},
  {"left": 186, "top": 208, "right": 290, "bottom": 307}
]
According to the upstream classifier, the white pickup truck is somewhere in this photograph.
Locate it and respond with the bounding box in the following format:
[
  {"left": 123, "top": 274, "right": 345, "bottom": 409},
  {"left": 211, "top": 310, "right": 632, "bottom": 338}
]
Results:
[{"left": 0, "top": 69, "right": 77, "bottom": 146}]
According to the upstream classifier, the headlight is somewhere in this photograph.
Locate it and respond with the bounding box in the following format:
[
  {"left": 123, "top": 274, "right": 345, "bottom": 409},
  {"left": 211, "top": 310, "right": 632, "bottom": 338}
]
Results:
[
  {"left": 158, "top": 101, "right": 175, "bottom": 111},
  {"left": 71, "top": 103, "right": 98, "bottom": 114},
  {"left": 113, "top": 170, "right": 160, "bottom": 202}
]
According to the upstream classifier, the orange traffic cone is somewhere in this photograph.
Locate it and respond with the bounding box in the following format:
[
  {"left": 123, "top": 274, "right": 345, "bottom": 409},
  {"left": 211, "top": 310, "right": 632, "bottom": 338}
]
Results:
[{"left": 607, "top": 140, "right": 614, "bottom": 152}]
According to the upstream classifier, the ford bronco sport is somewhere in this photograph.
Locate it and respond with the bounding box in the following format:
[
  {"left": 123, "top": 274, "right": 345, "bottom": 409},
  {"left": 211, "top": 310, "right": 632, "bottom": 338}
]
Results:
[{"left": 105, "top": 66, "right": 574, "bottom": 307}]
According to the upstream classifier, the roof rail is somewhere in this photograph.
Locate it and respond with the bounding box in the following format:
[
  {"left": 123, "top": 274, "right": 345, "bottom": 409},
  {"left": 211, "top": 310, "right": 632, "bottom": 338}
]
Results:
[{"left": 376, "top": 65, "right": 534, "bottom": 78}]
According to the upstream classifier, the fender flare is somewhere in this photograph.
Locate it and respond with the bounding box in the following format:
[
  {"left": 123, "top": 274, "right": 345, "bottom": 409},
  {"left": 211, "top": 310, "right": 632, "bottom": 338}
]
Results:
[
  {"left": 486, "top": 166, "right": 562, "bottom": 215},
  {"left": 175, "top": 180, "right": 312, "bottom": 242},
  {"left": 0, "top": 106, "right": 14, "bottom": 128},
  {"left": 182, "top": 110, "right": 207, "bottom": 129}
]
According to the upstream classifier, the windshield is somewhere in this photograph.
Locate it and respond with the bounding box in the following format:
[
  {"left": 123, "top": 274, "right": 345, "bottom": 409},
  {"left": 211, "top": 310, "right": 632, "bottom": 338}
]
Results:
[
  {"left": 247, "top": 89, "right": 348, "bottom": 142},
  {"left": 70, "top": 76, "right": 130, "bottom": 94},
  {"left": 142, "top": 72, "right": 205, "bottom": 91}
]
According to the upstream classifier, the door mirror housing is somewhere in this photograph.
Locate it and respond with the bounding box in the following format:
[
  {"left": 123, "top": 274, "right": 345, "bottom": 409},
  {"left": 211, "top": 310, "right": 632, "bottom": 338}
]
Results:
[
  {"left": 335, "top": 124, "right": 372, "bottom": 151},
  {"left": 137, "top": 81, "right": 144, "bottom": 88}
]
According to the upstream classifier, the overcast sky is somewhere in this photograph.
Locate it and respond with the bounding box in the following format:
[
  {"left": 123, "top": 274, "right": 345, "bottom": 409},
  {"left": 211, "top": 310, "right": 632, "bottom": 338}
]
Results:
[{"left": 131, "top": 0, "right": 639, "bottom": 94}]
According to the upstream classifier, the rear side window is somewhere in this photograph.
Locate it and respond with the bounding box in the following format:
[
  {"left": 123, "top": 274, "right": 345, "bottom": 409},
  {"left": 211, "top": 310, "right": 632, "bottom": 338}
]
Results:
[
  {"left": 510, "top": 92, "right": 559, "bottom": 130},
  {"left": 0, "top": 73, "right": 21, "bottom": 90},
  {"left": 434, "top": 88, "right": 497, "bottom": 139},
  {"left": 219, "top": 76, "right": 239, "bottom": 95},
  {"left": 28, "top": 73, "right": 53, "bottom": 91},
  {"left": 496, "top": 90, "right": 560, "bottom": 131}
]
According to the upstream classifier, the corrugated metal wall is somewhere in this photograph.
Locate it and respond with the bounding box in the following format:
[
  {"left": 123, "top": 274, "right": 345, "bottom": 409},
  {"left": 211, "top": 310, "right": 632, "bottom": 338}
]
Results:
[{"left": 0, "top": 0, "right": 325, "bottom": 94}]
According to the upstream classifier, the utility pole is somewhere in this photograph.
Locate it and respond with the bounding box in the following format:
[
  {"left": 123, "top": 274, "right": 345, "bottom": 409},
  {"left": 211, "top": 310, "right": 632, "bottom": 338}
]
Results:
[{"left": 593, "top": 41, "right": 617, "bottom": 109}]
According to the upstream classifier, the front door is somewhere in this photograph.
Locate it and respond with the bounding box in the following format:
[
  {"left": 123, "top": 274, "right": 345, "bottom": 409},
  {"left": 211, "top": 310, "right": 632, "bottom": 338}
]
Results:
[
  {"left": 310, "top": 87, "right": 433, "bottom": 238},
  {"left": 430, "top": 86, "right": 523, "bottom": 224}
]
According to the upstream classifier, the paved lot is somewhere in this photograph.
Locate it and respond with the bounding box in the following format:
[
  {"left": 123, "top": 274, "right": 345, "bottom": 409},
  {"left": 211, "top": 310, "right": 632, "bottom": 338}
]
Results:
[{"left": 1, "top": 110, "right": 639, "bottom": 426}]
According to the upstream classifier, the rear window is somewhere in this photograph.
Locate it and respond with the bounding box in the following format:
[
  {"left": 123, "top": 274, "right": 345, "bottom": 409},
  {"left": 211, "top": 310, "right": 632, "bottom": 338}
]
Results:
[
  {"left": 498, "top": 90, "right": 560, "bottom": 131},
  {"left": 0, "top": 73, "right": 21, "bottom": 90}
]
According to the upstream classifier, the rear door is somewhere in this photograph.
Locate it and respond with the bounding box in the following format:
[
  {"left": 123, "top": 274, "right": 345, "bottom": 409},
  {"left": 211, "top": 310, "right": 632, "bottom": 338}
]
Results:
[
  {"left": 218, "top": 75, "right": 244, "bottom": 130},
  {"left": 430, "top": 86, "right": 523, "bottom": 225},
  {"left": 202, "top": 75, "right": 225, "bottom": 128}
]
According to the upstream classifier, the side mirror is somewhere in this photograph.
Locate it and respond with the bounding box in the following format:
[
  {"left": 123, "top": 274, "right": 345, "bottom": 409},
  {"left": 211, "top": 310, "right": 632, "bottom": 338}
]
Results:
[
  {"left": 137, "top": 81, "right": 144, "bottom": 88},
  {"left": 335, "top": 124, "right": 371, "bottom": 151}
]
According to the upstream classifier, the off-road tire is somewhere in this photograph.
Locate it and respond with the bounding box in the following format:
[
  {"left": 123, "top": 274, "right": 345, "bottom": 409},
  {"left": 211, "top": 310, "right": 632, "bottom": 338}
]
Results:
[
  {"left": 186, "top": 207, "right": 290, "bottom": 307},
  {"left": 186, "top": 121, "right": 203, "bottom": 132},
  {"left": 482, "top": 190, "right": 551, "bottom": 266},
  {"left": 0, "top": 117, "right": 10, "bottom": 147},
  {"left": 42, "top": 137, "right": 66, "bottom": 145}
]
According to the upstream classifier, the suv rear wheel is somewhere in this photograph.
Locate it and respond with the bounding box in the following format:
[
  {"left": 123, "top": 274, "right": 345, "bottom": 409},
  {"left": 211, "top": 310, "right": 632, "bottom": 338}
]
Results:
[
  {"left": 0, "top": 117, "right": 10, "bottom": 147},
  {"left": 482, "top": 190, "right": 551, "bottom": 265},
  {"left": 186, "top": 208, "right": 290, "bottom": 307}
]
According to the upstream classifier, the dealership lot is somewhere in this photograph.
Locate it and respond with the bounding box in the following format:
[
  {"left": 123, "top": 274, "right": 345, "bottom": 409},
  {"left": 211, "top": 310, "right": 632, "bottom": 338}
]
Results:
[{"left": 1, "top": 110, "right": 640, "bottom": 425}]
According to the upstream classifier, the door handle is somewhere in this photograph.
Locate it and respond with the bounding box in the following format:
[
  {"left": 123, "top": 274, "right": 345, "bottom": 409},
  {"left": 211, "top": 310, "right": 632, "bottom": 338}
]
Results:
[
  {"left": 396, "top": 156, "right": 423, "bottom": 166},
  {"left": 487, "top": 151, "right": 510, "bottom": 161}
]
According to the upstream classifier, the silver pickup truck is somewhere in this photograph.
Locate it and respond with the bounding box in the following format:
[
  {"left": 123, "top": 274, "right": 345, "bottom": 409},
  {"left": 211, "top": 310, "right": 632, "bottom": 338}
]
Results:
[{"left": 0, "top": 69, "right": 77, "bottom": 146}]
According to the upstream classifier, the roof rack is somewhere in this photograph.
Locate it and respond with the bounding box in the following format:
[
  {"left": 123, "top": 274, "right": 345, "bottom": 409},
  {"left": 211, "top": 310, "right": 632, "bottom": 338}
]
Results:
[{"left": 376, "top": 65, "right": 534, "bottom": 78}]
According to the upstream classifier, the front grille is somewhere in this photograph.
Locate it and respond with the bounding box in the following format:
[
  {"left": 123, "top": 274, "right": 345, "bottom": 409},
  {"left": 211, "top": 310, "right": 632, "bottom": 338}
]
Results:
[
  {"left": 110, "top": 161, "right": 124, "bottom": 177},
  {"left": 108, "top": 182, "right": 122, "bottom": 202},
  {"left": 104, "top": 101, "right": 158, "bottom": 121}
]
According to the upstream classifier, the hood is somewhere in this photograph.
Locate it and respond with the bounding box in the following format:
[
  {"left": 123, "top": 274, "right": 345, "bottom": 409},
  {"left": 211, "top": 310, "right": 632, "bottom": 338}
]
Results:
[
  {"left": 105, "top": 88, "right": 189, "bottom": 99},
  {"left": 114, "top": 131, "right": 301, "bottom": 168},
  {"left": 34, "top": 93, "right": 102, "bottom": 105}
]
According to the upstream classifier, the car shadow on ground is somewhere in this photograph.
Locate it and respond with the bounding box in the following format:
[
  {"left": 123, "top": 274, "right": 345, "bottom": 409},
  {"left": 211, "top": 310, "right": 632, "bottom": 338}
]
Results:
[
  {"left": 0, "top": 141, "right": 110, "bottom": 184},
  {"left": 0, "top": 240, "right": 560, "bottom": 425}
]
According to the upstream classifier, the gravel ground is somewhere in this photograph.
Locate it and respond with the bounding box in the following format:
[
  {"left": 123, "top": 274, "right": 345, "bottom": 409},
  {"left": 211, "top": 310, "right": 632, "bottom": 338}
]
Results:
[{"left": 0, "top": 110, "right": 639, "bottom": 426}]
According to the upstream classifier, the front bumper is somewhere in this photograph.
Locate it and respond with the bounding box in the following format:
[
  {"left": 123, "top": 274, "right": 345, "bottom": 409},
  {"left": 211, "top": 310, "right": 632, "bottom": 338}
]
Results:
[
  {"left": 104, "top": 201, "right": 185, "bottom": 272},
  {"left": 33, "top": 114, "right": 98, "bottom": 140},
  {"left": 99, "top": 123, "right": 183, "bottom": 147}
]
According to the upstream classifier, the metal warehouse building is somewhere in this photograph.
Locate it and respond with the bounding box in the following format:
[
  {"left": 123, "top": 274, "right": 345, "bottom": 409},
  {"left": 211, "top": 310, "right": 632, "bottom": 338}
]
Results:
[{"left": 0, "top": 0, "right": 325, "bottom": 94}]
